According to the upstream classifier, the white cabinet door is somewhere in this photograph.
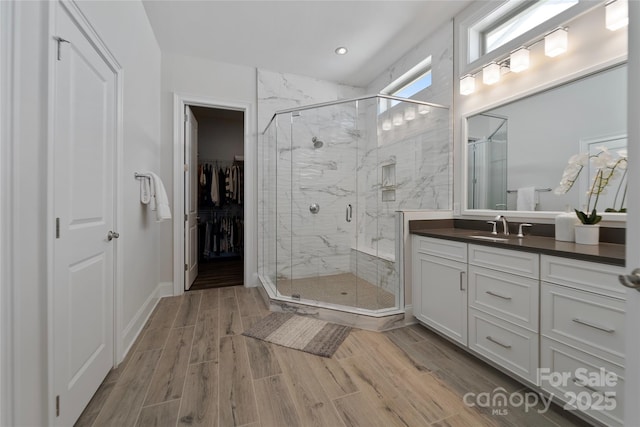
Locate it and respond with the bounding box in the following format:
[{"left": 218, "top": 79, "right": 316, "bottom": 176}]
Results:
[{"left": 412, "top": 238, "right": 467, "bottom": 345}]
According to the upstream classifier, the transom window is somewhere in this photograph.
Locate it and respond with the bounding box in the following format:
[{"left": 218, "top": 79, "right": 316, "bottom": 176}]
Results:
[
  {"left": 380, "top": 56, "right": 432, "bottom": 111},
  {"left": 469, "top": 0, "right": 579, "bottom": 62}
]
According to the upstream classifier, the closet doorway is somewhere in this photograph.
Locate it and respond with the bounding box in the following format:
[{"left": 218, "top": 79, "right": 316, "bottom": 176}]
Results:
[{"left": 185, "top": 106, "right": 245, "bottom": 291}]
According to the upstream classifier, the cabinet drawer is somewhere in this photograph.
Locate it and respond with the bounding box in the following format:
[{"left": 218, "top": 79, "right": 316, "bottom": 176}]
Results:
[
  {"left": 413, "top": 236, "right": 467, "bottom": 262},
  {"left": 469, "top": 266, "right": 538, "bottom": 331},
  {"left": 541, "top": 283, "right": 625, "bottom": 366},
  {"left": 469, "top": 245, "right": 539, "bottom": 279},
  {"left": 469, "top": 308, "right": 539, "bottom": 385},
  {"left": 541, "top": 255, "right": 626, "bottom": 298},
  {"left": 541, "top": 337, "right": 624, "bottom": 427}
]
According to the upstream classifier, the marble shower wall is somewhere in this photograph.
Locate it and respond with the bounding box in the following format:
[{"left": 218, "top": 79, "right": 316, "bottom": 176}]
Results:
[
  {"left": 257, "top": 69, "right": 365, "bottom": 284},
  {"left": 257, "top": 69, "right": 451, "bottom": 305},
  {"left": 352, "top": 99, "right": 450, "bottom": 297}
]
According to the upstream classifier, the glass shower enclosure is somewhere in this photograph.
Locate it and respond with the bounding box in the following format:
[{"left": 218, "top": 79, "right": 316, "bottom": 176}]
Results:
[{"left": 259, "top": 95, "right": 450, "bottom": 315}]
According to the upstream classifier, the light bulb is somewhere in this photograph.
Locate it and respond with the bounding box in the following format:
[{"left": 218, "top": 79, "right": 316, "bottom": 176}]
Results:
[
  {"left": 382, "top": 120, "right": 392, "bottom": 131},
  {"left": 404, "top": 107, "right": 416, "bottom": 121},
  {"left": 418, "top": 104, "right": 430, "bottom": 115},
  {"left": 545, "top": 28, "right": 568, "bottom": 57},
  {"left": 510, "top": 48, "right": 530, "bottom": 73},
  {"left": 606, "top": 0, "right": 628, "bottom": 31},
  {"left": 393, "top": 114, "right": 403, "bottom": 126},
  {"left": 482, "top": 63, "right": 500, "bottom": 85},
  {"left": 460, "top": 75, "right": 475, "bottom": 95}
]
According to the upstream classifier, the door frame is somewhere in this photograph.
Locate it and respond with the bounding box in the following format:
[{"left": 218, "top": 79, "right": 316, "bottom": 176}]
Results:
[
  {"left": 45, "top": 1, "right": 124, "bottom": 423},
  {"left": 625, "top": 2, "right": 640, "bottom": 424},
  {"left": 172, "top": 93, "right": 254, "bottom": 295},
  {"left": 0, "top": 0, "right": 16, "bottom": 423}
]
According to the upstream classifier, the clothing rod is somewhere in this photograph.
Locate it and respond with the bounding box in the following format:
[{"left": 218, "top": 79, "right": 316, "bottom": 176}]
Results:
[
  {"left": 506, "top": 187, "right": 552, "bottom": 194},
  {"left": 134, "top": 172, "right": 151, "bottom": 179}
]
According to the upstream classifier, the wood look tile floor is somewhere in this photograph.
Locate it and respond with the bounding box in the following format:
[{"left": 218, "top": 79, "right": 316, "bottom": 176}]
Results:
[{"left": 76, "top": 286, "right": 590, "bottom": 427}]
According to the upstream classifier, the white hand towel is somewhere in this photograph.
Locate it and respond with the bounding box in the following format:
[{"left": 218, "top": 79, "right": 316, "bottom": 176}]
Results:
[
  {"left": 516, "top": 186, "right": 536, "bottom": 211},
  {"left": 143, "top": 171, "right": 172, "bottom": 222},
  {"left": 140, "top": 175, "right": 151, "bottom": 205}
]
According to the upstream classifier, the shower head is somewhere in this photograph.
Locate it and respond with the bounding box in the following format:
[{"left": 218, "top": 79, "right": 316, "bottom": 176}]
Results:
[{"left": 312, "top": 136, "right": 324, "bottom": 149}]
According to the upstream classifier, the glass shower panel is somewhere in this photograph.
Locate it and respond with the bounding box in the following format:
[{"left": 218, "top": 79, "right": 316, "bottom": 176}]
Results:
[
  {"left": 287, "top": 103, "right": 358, "bottom": 305},
  {"left": 261, "top": 117, "right": 278, "bottom": 289},
  {"left": 355, "top": 97, "right": 386, "bottom": 310}
]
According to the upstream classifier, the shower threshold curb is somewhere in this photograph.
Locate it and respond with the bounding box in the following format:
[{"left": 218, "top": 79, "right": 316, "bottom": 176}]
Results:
[{"left": 256, "top": 283, "right": 407, "bottom": 332}]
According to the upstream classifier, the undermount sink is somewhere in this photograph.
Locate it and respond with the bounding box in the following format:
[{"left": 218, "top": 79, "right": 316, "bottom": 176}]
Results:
[{"left": 468, "top": 235, "right": 510, "bottom": 242}]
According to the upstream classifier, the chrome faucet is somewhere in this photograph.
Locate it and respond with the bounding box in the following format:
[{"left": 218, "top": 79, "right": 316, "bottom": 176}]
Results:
[{"left": 495, "top": 215, "right": 509, "bottom": 235}]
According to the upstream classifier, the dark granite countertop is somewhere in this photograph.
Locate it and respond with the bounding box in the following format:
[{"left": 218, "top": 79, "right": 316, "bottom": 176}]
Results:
[{"left": 411, "top": 227, "right": 625, "bottom": 267}]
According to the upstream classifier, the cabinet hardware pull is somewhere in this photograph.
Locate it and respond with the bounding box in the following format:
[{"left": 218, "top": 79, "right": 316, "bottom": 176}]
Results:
[
  {"left": 460, "top": 271, "right": 466, "bottom": 291},
  {"left": 572, "top": 318, "right": 615, "bottom": 333},
  {"left": 486, "top": 335, "right": 511, "bottom": 349},
  {"left": 486, "top": 290, "right": 512, "bottom": 300},
  {"left": 571, "top": 378, "right": 613, "bottom": 396}
]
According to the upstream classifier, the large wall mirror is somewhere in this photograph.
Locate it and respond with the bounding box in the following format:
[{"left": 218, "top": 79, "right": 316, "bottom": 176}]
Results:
[{"left": 465, "top": 62, "right": 627, "bottom": 215}]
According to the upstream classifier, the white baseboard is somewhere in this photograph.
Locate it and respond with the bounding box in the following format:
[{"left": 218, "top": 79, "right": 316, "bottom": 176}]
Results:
[
  {"left": 156, "top": 281, "right": 174, "bottom": 298},
  {"left": 120, "top": 281, "right": 173, "bottom": 362}
]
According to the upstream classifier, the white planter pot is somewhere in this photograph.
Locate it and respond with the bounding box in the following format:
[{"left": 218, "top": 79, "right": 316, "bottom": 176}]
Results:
[{"left": 574, "top": 224, "right": 600, "bottom": 245}]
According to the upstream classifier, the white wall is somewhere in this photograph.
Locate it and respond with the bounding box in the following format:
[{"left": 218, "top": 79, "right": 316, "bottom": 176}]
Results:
[
  {"left": 161, "top": 52, "right": 258, "bottom": 287},
  {"left": 76, "top": 0, "right": 163, "bottom": 355},
  {"left": 4, "top": 1, "right": 162, "bottom": 424},
  {"left": 454, "top": 2, "right": 628, "bottom": 219},
  {"left": 197, "top": 116, "right": 244, "bottom": 162}
]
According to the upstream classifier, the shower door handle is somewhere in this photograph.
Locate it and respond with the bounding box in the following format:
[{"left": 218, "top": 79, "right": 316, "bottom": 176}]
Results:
[{"left": 346, "top": 204, "right": 352, "bottom": 222}]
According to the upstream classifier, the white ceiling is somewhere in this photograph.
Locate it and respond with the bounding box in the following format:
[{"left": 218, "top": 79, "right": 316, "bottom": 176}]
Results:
[{"left": 142, "top": 0, "right": 473, "bottom": 87}]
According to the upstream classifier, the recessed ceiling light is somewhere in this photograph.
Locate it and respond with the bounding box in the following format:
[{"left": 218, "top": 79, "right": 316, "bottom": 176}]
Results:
[{"left": 335, "top": 46, "right": 348, "bottom": 55}]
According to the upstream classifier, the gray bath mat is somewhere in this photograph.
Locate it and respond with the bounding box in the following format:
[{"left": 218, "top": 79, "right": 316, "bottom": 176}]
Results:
[{"left": 242, "top": 312, "right": 351, "bottom": 358}]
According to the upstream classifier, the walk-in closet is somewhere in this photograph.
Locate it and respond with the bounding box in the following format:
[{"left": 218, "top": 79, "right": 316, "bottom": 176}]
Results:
[{"left": 188, "top": 106, "right": 244, "bottom": 290}]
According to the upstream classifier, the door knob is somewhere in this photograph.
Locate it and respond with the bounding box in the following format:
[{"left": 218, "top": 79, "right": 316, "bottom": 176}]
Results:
[
  {"left": 309, "top": 203, "right": 320, "bottom": 214},
  {"left": 107, "top": 231, "right": 120, "bottom": 241},
  {"left": 619, "top": 268, "right": 640, "bottom": 292}
]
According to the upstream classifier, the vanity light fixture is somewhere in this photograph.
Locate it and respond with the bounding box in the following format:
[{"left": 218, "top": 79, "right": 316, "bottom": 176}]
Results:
[
  {"left": 459, "top": 74, "right": 476, "bottom": 95},
  {"left": 393, "top": 113, "right": 403, "bottom": 126},
  {"left": 335, "top": 46, "right": 348, "bottom": 55},
  {"left": 418, "top": 104, "right": 430, "bottom": 115},
  {"left": 544, "top": 28, "right": 568, "bottom": 57},
  {"left": 509, "top": 48, "right": 530, "bottom": 73},
  {"left": 381, "top": 119, "right": 392, "bottom": 131},
  {"left": 482, "top": 62, "right": 501, "bottom": 85},
  {"left": 404, "top": 107, "right": 416, "bottom": 121},
  {"left": 605, "top": 0, "right": 628, "bottom": 31}
]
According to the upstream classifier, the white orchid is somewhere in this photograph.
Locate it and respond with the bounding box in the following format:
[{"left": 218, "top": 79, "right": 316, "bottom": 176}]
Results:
[{"left": 555, "top": 148, "right": 628, "bottom": 224}]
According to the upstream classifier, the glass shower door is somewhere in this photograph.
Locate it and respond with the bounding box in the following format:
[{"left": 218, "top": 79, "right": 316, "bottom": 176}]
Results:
[{"left": 287, "top": 103, "right": 358, "bottom": 306}]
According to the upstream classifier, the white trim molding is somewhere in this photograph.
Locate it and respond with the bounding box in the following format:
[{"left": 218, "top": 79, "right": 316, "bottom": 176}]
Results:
[
  {"left": 172, "top": 93, "right": 257, "bottom": 296},
  {"left": 0, "top": 0, "right": 16, "bottom": 424},
  {"left": 121, "top": 281, "right": 172, "bottom": 358}
]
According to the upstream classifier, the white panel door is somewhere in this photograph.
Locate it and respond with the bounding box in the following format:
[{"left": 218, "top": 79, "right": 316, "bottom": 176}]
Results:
[
  {"left": 185, "top": 106, "right": 198, "bottom": 289},
  {"left": 52, "top": 3, "right": 116, "bottom": 425}
]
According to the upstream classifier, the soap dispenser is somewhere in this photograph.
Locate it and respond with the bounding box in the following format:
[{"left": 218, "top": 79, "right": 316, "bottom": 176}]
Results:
[{"left": 555, "top": 206, "right": 579, "bottom": 242}]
